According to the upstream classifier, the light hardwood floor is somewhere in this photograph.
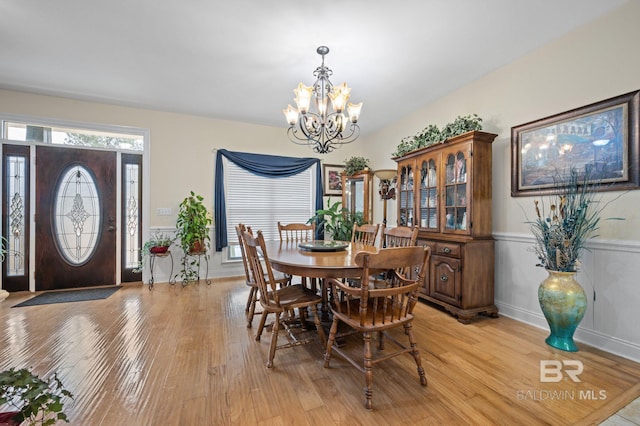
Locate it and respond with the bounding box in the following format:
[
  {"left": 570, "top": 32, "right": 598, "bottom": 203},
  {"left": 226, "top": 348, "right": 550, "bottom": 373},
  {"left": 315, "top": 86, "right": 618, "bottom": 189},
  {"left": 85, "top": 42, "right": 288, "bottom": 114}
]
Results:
[{"left": 1, "top": 279, "right": 639, "bottom": 425}]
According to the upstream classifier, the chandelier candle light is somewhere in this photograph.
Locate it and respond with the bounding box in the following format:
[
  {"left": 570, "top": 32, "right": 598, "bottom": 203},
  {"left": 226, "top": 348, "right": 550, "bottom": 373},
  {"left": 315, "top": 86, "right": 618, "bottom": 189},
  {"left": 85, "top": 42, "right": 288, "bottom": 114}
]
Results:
[{"left": 283, "top": 46, "right": 363, "bottom": 154}]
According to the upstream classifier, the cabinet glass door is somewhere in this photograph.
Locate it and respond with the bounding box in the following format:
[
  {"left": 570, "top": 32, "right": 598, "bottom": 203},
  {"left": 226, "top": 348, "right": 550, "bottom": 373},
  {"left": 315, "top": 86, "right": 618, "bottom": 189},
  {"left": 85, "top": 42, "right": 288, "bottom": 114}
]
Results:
[
  {"left": 398, "top": 164, "right": 414, "bottom": 226},
  {"left": 419, "top": 158, "right": 438, "bottom": 230},
  {"left": 344, "top": 177, "right": 364, "bottom": 215},
  {"left": 342, "top": 171, "right": 372, "bottom": 223},
  {"left": 444, "top": 150, "right": 469, "bottom": 233}
]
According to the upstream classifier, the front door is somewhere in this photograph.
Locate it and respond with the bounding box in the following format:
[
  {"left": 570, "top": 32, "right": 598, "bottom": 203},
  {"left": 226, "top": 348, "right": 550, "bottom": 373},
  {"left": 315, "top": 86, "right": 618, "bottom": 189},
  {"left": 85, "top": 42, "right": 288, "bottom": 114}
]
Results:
[{"left": 35, "top": 146, "right": 117, "bottom": 291}]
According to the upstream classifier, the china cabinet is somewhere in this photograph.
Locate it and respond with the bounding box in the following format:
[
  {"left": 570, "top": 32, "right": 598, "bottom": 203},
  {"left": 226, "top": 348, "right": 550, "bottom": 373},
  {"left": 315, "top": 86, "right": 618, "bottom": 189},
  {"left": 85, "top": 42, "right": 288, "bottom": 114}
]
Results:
[
  {"left": 341, "top": 170, "right": 373, "bottom": 224},
  {"left": 394, "top": 131, "right": 498, "bottom": 323}
]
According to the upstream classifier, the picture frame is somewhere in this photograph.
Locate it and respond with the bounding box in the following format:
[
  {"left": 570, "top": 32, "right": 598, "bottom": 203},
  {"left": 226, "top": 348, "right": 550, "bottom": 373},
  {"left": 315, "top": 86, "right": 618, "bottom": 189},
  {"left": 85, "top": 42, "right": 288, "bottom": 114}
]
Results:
[
  {"left": 511, "top": 90, "right": 639, "bottom": 197},
  {"left": 323, "top": 164, "right": 345, "bottom": 196}
]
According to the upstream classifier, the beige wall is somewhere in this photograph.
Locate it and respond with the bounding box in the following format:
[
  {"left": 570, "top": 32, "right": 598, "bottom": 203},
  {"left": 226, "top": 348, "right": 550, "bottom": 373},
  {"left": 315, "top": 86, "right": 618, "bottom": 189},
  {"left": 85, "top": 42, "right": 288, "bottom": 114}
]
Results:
[{"left": 366, "top": 1, "right": 640, "bottom": 240}]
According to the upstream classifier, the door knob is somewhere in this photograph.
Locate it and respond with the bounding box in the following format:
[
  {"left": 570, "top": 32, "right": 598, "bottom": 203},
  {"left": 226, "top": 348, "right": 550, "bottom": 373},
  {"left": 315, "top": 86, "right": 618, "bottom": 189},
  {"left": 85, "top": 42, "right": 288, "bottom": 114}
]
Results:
[{"left": 108, "top": 226, "right": 115, "bottom": 232}]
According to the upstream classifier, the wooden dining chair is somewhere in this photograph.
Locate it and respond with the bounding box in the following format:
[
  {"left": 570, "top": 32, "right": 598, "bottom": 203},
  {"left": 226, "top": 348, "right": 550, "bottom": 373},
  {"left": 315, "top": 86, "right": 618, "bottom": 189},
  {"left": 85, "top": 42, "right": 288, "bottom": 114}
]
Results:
[
  {"left": 235, "top": 223, "right": 289, "bottom": 328},
  {"left": 278, "top": 221, "right": 317, "bottom": 291},
  {"left": 323, "top": 245, "right": 431, "bottom": 410},
  {"left": 243, "top": 229, "right": 326, "bottom": 368},
  {"left": 347, "top": 223, "right": 381, "bottom": 288},
  {"left": 381, "top": 225, "right": 419, "bottom": 248},
  {"left": 351, "top": 223, "right": 380, "bottom": 247},
  {"left": 277, "top": 222, "right": 315, "bottom": 242}
]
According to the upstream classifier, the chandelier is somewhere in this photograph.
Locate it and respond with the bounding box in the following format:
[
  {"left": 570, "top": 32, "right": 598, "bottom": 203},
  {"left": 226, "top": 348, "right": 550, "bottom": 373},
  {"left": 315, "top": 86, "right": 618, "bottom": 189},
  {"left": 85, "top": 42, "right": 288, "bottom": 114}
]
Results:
[{"left": 283, "top": 46, "right": 363, "bottom": 154}]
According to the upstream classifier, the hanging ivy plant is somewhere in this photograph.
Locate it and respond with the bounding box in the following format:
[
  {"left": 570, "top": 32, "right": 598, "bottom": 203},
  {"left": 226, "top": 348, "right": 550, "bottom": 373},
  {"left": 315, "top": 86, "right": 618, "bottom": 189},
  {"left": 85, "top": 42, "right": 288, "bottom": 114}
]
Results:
[
  {"left": 393, "top": 114, "right": 483, "bottom": 158},
  {"left": 415, "top": 124, "right": 442, "bottom": 149},
  {"left": 440, "top": 114, "right": 483, "bottom": 140}
]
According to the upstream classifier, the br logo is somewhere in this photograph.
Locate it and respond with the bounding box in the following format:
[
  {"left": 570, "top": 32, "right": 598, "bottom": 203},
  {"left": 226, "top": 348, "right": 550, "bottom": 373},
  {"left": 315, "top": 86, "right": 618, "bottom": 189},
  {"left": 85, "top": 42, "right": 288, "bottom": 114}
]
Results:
[{"left": 540, "top": 360, "right": 583, "bottom": 382}]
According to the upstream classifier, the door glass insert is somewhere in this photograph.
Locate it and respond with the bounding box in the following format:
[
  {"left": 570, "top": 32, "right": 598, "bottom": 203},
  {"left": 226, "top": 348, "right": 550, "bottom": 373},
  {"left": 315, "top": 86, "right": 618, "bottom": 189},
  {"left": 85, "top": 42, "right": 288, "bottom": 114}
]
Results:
[
  {"left": 124, "top": 163, "right": 140, "bottom": 269},
  {"left": 54, "top": 165, "right": 101, "bottom": 265},
  {"left": 5, "top": 155, "right": 26, "bottom": 276}
]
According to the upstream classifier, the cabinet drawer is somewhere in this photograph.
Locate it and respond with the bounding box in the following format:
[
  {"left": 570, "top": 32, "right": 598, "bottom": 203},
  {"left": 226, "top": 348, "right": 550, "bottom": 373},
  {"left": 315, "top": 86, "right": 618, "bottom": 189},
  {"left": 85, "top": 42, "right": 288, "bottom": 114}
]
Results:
[
  {"left": 435, "top": 242, "right": 461, "bottom": 258},
  {"left": 417, "top": 239, "right": 436, "bottom": 252}
]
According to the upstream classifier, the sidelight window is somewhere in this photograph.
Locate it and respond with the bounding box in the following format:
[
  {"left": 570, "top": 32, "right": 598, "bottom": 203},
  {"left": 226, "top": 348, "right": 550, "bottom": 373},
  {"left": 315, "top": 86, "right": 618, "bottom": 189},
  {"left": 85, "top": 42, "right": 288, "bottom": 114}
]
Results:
[{"left": 5, "top": 155, "right": 26, "bottom": 276}]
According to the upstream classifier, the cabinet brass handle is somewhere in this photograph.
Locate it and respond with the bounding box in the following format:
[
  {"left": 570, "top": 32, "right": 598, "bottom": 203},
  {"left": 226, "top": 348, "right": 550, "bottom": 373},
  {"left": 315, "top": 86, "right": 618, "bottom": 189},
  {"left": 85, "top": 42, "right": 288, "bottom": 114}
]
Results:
[
  {"left": 440, "top": 274, "right": 449, "bottom": 282},
  {"left": 443, "top": 247, "right": 451, "bottom": 254}
]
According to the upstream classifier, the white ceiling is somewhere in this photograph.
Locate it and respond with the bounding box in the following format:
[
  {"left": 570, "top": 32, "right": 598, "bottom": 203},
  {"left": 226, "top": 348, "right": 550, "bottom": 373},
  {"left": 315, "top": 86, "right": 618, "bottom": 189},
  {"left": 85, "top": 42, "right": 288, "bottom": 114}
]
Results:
[{"left": 0, "top": 0, "right": 627, "bottom": 135}]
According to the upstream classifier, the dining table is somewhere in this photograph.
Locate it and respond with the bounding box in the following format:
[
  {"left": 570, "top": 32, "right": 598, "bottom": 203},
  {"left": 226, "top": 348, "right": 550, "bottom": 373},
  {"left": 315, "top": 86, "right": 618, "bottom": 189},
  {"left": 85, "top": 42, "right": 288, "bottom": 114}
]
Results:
[{"left": 262, "top": 240, "right": 379, "bottom": 280}]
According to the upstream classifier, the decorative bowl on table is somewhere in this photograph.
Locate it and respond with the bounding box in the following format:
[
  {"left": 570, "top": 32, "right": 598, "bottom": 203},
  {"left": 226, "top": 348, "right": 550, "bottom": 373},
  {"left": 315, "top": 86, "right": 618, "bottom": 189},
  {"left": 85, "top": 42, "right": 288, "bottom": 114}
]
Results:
[{"left": 298, "top": 240, "right": 349, "bottom": 252}]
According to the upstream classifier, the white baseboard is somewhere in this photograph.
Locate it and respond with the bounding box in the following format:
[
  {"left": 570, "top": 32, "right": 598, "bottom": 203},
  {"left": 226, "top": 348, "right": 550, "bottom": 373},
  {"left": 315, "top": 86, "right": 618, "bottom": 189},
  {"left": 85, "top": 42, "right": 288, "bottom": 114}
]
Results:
[{"left": 496, "top": 301, "right": 640, "bottom": 363}]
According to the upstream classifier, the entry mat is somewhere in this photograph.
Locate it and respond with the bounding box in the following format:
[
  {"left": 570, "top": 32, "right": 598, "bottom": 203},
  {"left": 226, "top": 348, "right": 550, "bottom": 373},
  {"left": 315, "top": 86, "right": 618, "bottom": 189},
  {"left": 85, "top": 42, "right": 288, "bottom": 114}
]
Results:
[{"left": 12, "top": 286, "right": 121, "bottom": 307}]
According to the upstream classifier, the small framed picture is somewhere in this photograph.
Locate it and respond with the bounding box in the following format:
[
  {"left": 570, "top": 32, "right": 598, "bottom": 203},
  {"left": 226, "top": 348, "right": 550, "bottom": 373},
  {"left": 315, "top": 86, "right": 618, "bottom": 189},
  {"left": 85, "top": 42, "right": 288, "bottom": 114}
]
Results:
[{"left": 323, "top": 164, "right": 345, "bottom": 196}]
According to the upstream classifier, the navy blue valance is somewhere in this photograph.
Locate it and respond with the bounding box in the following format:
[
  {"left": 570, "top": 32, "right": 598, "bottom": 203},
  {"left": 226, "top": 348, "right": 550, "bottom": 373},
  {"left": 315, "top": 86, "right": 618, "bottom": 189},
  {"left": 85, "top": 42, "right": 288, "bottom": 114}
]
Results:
[{"left": 214, "top": 149, "right": 323, "bottom": 251}]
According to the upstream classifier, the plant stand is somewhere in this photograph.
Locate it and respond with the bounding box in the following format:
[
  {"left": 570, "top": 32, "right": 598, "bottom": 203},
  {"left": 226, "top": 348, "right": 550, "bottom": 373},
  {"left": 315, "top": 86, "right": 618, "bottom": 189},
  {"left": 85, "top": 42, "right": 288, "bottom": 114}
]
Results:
[
  {"left": 178, "top": 251, "right": 210, "bottom": 287},
  {"left": 148, "top": 251, "right": 175, "bottom": 290}
]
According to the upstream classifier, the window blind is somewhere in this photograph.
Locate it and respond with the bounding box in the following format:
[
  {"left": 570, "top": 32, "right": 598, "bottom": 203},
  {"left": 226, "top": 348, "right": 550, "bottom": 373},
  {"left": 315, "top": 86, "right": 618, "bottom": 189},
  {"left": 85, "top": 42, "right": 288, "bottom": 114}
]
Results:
[{"left": 224, "top": 158, "right": 315, "bottom": 243}]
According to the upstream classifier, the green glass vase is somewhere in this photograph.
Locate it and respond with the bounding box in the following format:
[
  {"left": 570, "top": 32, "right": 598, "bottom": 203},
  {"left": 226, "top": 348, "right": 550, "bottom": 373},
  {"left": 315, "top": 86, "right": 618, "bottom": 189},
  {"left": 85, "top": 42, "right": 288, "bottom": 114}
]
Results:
[{"left": 538, "top": 270, "right": 587, "bottom": 352}]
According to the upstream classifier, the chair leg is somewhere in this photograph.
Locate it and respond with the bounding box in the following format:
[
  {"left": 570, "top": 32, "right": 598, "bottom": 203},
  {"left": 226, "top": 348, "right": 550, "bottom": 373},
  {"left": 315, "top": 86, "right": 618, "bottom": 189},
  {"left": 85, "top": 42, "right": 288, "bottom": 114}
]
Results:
[
  {"left": 404, "top": 322, "right": 427, "bottom": 386},
  {"left": 309, "top": 304, "right": 326, "bottom": 348},
  {"left": 245, "top": 286, "right": 254, "bottom": 313},
  {"left": 246, "top": 287, "right": 257, "bottom": 328},
  {"left": 255, "top": 310, "right": 268, "bottom": 342},
  {"left": 267, "top": 312, "right": 281, "bottom": 368},
  {"left": 298, "top": 307, "right": 308, "bottom": 330},
  {"left": 377, "top": 330, "right": 385, "bottom": 350},
  {"left": 324, "top": 317, "right": 339, "bottom": 367},
  {"left": 363, "top": 331, "right": 374, "bottom": 410}
]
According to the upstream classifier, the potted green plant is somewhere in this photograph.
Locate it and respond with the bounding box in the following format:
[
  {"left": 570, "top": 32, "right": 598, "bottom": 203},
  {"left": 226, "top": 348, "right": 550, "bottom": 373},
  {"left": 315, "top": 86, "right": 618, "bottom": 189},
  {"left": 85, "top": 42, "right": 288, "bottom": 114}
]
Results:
[
  {"left": 133, "top": 232, "right": 174, "bottom": 273},
  {"left": 308, "top": 198, "right": 364, "bottom": 241},
  {"left": 144, "top": 232, "right": 174, "bottom": 254},
  {"left": 0, "top": 368, "right": 73, "bottom": 425},
  {"left": 175, "top": 191, "right": 212, "bottom": 283},
  {"left": 343, "top": 156, "right": 370, "bottom": 176},
  {"left": 528, "top": 168, "right": 623, "bottom": 352},
  {"left": 176, "top": 191, "right": 212, "bottom": 254}
]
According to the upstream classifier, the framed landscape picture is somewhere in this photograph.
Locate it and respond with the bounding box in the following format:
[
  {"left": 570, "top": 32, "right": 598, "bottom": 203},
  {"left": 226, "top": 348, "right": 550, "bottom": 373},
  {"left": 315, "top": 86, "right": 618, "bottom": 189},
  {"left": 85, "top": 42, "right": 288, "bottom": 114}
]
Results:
[
  {"left": 323, "top": 164, "right": 344, "bottom": 196},
  {"left": 511, "top": 90, "right": 639, "bottom": 196}
]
